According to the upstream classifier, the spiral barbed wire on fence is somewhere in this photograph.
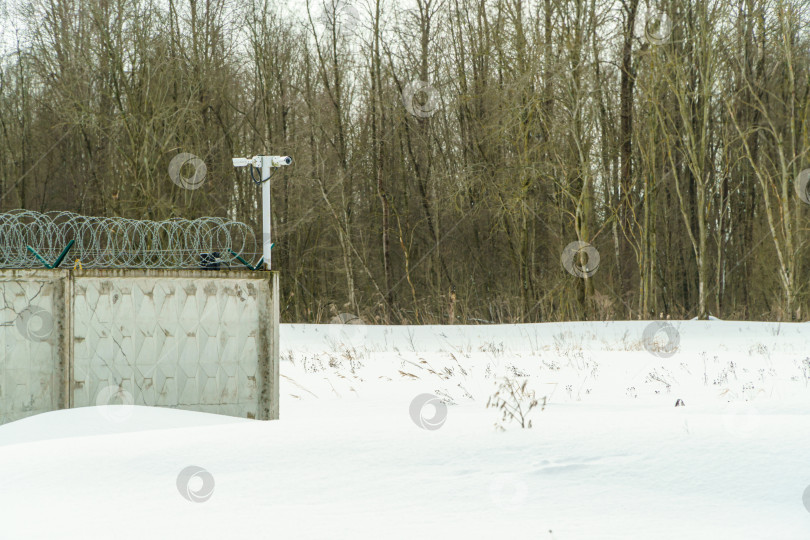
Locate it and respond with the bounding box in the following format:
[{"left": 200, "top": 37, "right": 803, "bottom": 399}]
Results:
[{"left": 0, "top": 210, "right": 261, "bottom": 269}]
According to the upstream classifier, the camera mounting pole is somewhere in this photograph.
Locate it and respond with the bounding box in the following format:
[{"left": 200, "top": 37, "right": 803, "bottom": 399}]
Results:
[{"left": 232, "top": 155, "right": 292, "bottom": 270}]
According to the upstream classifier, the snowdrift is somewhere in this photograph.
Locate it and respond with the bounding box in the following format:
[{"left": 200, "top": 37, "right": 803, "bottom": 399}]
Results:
[{"left": 1, "top": 321, "right": 809, "bottom": 539}]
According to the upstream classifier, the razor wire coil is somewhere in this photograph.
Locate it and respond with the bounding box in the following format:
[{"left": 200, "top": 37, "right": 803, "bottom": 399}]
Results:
[{"left": 0, "top": 210, "right": 260, "bottom": 269}]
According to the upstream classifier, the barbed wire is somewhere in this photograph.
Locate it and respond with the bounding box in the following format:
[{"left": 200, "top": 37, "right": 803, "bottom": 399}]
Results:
[{"left": 0, "top": 210, "right": 261, "bottom": 269}]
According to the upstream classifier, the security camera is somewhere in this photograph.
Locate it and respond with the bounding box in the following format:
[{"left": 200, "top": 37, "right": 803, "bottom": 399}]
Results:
[
  {"left": 232, "top": 156, "right": 291, "bottom": 168},
  {"left": 231, "top": 153, "right": 292, "bottom": 272},
  {"left": 232, "top": 157, "right": 254, "bottom": 167},
  {"left": 268, "top": 156, "right": 292, "bottom": 167}
]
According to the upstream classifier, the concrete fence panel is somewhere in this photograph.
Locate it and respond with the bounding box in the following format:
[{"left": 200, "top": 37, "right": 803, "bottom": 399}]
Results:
[
  {"left": 0, "top": 269, "right": 279, "bottom": 426},
  {"left": 0, "top": 270, "right": 70, "bottom": 425}
]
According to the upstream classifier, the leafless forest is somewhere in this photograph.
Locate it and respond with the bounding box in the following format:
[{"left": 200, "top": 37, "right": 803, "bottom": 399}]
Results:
[{"left": 1, "top": 0, "right": 810, "bottom": 323}]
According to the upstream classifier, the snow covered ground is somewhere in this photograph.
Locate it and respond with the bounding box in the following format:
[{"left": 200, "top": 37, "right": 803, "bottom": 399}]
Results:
[{"left": 2, "top": 321, "right": 810, "bottom": 539}]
